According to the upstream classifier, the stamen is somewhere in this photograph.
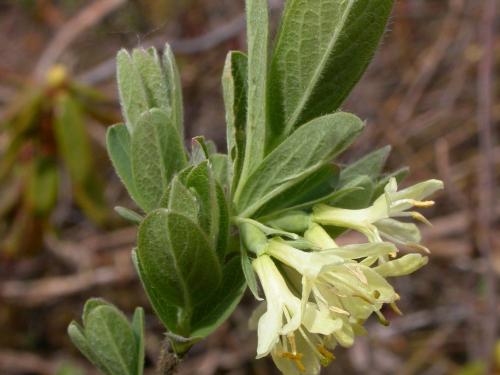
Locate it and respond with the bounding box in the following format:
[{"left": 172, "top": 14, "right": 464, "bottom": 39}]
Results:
[
  {"left": 299, "top": 328, "right": 326, "bottom": 362},
  {"left": 345, "top": 264, "right": 368, "bottom": 284},
  {"left": 327, "top": 285, "right": 347, "bottom": 298},
  {"left": 374, "top": 310, "right": 390, "bottom": 326},
  {"left": 287, "top": 333, "right": 298, "bottom": 355},
  {"left": 390, "top": 302, "right": 403, "bottom": 316},
  {"left": 317, "top": 345, "right": 335, "bottom": 366},
  {"left": 280, "top": 352, "right": 305, "bottom": 373},
  {"left": 409, "top": 199, "right": 435, "bottom": 208},
  {"left": 407, "top": 243, "right": 431, "bottom": 254},
  {"left": 352, "top": 293, "right": 375, "bottom": 304},
  {"left": 411, "top": 212, "right": 432, "bottom": 226},
  {"left": 329, "top": 305, "right": 350, "bottom": 316}
]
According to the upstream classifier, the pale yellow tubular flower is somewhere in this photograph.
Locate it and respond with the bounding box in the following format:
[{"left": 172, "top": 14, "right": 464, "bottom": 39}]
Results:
[
  {"left": 252, "top": 255, "right": 339, "bottom": 373},
  {"left": 312, "top": 178, "right": 444, "bottom": 247},
  {"left": 252, "top": 255, "right": 302, "bottom": 358},
  {"left": 304, "top": 223, "right": 338, "bottom": 249},
  {"left": 265, "top": 240, "right": 400, "bottom": 331},
  {"left": 373, "top": 253, "right": 429, "bottom": 277}
]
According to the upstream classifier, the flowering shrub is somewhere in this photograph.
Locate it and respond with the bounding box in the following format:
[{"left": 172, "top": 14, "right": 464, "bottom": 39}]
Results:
[{"left": 68, "top": 0, "right": 443, "bottom": 373}]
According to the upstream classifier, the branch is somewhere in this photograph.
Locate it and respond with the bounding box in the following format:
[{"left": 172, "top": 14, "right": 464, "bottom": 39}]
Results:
[
  {"left": 476, "top": 0, "right": 497, "bottom": 369},
  {"left": 34, "top": 0, "right": 126, "bottom": 81},
  {"left": 78, "top": 0, "right": 284, "bottom": 85}
]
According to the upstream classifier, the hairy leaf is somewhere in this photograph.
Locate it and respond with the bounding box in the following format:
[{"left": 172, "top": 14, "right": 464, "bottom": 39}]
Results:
[
  {"left": 161, "top": 175, "right": 199, "bottom": 222},
  {"left": 190, "top": 256, "right": 246, "bottom": 338},
  {"left": 268, "top": 0, "right": 394, "bottom": 148},
  {"left": 237, "top": 0, "right": 269, "bottom": 188},
  {"left": 137, "top": 210, "right": 222, "bottom": 335},
  {"left": 131, "top": 308, "right": 145, "bottom": 375},
  {"left": 85, "top": 305, "right": 137, "bottom": 375},
  {"left": 116, "top": 50, "right": 149, "bottom": 133},
  {"left": 131, "top": 109, "right": 187, "bottom": 212},
  {"left": 340, "top": 145, "right": 391, "bottom": 185},
  {"left": 132, "top": 48, "right": 171, "bottom": 114},
  {"left": 162, "top": 44, "right": 184, "bottom": 138},
  {"left": 185, "top": 161, "right": 220, "bottom": 249},
  {"left": 222, "top": 51, "right": 248, "bottom": 191},
  {"left": 106, "top": 123, "right": 141, "bottom": 204},
  {"left": 235, "top": 112, "right": 364, "bottom": 217}
]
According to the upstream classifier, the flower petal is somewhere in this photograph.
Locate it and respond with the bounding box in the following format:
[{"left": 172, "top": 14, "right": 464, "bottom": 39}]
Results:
[{"left": 374, "top": 254, "right": 429, "bottom": 277}]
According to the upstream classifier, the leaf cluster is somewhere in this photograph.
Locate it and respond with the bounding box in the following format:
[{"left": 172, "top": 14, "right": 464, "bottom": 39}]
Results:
[
  {"left": 75, "top": 0, "right": 404, "bottom": 371},
  {"left": 0, "top": 67, "right": 114, "bottom": 256}
]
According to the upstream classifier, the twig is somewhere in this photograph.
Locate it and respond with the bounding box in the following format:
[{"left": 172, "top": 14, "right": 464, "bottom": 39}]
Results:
[
  {"left": 34, "top": 0, "right": 126, "bottom": 81},
  {"left": 78, "top": 0, "right": 284, "bottom": 85},
  {"left": 395, "top": 0, "right": 464, "bottom": 124},
  {"left": 157, "top": 340, "right": 180, "bottom": 375},
  {"left": 0, "top": 250, "right": 134, "bottom": 306},
  {"left": 475, "top": 0, "right": 497, "bottom": 369},
  {"left": 0, "top": 350, "right": 57, "bottom": 375}
]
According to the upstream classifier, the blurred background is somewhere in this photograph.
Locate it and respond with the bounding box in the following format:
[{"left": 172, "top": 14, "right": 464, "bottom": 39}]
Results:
[{"left": 0, "top": 0, "right": 498, "bottom": 374}]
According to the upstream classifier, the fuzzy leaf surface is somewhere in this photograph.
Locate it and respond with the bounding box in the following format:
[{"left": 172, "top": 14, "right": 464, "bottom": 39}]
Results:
[
  {"left": 85, "top": 305, "right": 138, "bottom": 375},
  {"left": 137, "top": 210, "right": 222, "bottom": 334},
  {"left": 106, "top": 123, "right": 142, "bottom": 204},
  {"left": 222, "top": 51, "right": 248, "bottom": 190},
  {"left": 190, "top": 256, "right": 246, "bottom": 338},
  {"left": 268, "top": 0, "right": 394, "bottom": 148},
  {"left": 116, "top": 50, "right": 149, "bottom": 133},
  {"left": 235, "top": 112, "right": 364, "bottom": 217},
  {"left": 131, "top": 109, "right": 187, "bottom": 212},
  {"left": 237, "top": 0, "right": 269, "bottom": 188}
]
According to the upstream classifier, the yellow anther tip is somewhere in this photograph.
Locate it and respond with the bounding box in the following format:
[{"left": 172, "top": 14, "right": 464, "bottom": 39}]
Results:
[{"left": 412, "top": 200, "right": 435, "bottom": 208}]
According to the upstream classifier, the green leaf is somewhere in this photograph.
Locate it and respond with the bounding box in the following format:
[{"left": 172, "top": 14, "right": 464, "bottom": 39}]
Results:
[
  {"left": 215, "top": 182, "right": 230, "bottom": 259},
  {"left": 330, "top": 175, "right": 374, "bottom": 209},
  {"left": 26, "top": 158, "right": 58, "bottom": 216},
  {"left": 68, "top": 322, "right": 111, "bottom": 375},
  {"left": 268, "top": 0, "right": 394, "bottom": 148},
  {"left": 339, "top": 146, "right": 391, "bottom": 185},
  {"left": 235, "top": 112, "right": 364, "bottom": 217},
  {"left": 69, "top": 301, "right": 145, "bottom": 375},
  {"left": 185, "top": 161, "right": 220, "bottom": 249},
  {"left": 253, "top": 164, "right": 339, "bottom": 218},
  {"left": 83, "top": 298, "right": 111, "bottom": 326},
  {"left": 190, "top": 136, "right": 215, "bottom": 164},
  {"left": 222, "top": 51, "right": 248, "bottom": 191},
  {"left": 161, "top": 175, "right": 199, "bottom": 222},
  {"left": 133, "top": 248, "right": 181, "bottom": 334},
  {"left": 237, "top": 0, "right": 269, "bottom": 188},
  {"left": 209, "top": 153, "right": 231, "bottom": 188},
  {"left": 85, "top": 305, "right": 137, "bottom": 375},
  {"left": 137, "top": 210, "right": 222, "bottom": 335},
  {"left": 131, "top": 109, "right": 187, "bottom": 212},
  {"left": 106, "top": 123, "right": 141, "bottom": 204},
  {"left": 54, "top": 93, "right": 92, "bottom": 184},
  {"left": 131, "top": 307, "right": 145, "bottom": 375},
  {"left": 116, "top": 49, "right": 149, "bottom": 133},
  {"left": 114, "top": 206, "right": 143, "bottom": 224},
  {"left": 241, "top": 247, "right": 261, "bottom": 300},
  {"left": 132, "top": 48, "right": 171, "bottom": 113},
  {"left": 162, "top": 44, "right": 184, "bottom": 138},
  {"left": 190, "top": 256, "right": 246, "bottom": 338}
]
